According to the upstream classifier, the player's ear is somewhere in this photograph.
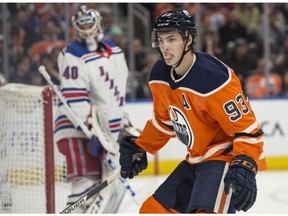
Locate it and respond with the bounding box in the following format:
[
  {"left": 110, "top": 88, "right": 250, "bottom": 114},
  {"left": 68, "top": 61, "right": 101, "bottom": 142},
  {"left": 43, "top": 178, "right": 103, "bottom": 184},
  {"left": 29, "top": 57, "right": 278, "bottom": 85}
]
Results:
[
  {"left": 187, "top": 35, "right": 193, "bottom": 46},
  {"left": 185, "top": 35, "right": 193, "bottom": 50}
]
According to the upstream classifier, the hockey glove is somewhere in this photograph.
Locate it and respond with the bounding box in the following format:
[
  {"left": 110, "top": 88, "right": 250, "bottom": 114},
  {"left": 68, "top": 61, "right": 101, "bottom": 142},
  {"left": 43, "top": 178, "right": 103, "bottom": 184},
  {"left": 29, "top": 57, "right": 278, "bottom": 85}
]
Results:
[
  {"left": 119, "top": 136, "right": 147, "bottom": 179},
  {"left": 86, "top": 135, "right": 103, "bottom": 158},
  {"left": 224, "top": 154, "right": 258, "bottom": 212}
]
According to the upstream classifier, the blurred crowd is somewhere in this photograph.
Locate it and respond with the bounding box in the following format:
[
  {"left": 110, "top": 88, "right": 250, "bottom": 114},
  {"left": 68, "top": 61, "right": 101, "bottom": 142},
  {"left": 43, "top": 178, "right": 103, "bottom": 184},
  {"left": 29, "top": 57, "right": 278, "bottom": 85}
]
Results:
[{"left": 1, "top": 3, "right": 288, "bottom": 99}]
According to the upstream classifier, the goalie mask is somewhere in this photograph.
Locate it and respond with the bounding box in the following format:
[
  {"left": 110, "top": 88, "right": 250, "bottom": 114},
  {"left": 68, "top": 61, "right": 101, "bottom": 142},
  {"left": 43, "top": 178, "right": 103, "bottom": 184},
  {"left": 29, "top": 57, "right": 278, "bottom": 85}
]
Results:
[{"left": 72, "top": 5, "right": 104, "bottom": 51}]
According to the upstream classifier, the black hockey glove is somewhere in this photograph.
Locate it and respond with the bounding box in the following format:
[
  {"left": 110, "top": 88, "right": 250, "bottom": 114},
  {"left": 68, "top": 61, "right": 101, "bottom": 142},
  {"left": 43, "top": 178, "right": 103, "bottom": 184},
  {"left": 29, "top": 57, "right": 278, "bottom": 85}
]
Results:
[
  {"left": 119, "top": 136, "right": 148, "bottom": 179},
  {"left": 224, "top": 154, "right": 258, "bottom": 212}
]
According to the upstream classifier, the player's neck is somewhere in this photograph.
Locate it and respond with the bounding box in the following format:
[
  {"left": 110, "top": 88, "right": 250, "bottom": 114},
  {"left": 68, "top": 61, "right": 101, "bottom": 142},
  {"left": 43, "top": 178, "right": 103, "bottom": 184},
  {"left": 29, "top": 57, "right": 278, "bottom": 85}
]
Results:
[{"left": 174, "top": 52, "right": 195, "bottom": 77}]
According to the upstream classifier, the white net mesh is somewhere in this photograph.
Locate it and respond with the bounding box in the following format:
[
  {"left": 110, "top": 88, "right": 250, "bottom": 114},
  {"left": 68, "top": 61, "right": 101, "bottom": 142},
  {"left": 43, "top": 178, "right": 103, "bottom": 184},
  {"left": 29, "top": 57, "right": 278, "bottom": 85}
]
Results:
[{"left": 0, "top": 83, "right": 70, "bottom": 213}]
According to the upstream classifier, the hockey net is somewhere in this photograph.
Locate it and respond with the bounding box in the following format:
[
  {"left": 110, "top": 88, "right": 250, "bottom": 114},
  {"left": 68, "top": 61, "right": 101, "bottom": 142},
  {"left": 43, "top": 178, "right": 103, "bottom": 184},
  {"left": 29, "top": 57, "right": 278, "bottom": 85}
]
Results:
[{"left": 0, "top": 83, "right": 70, "bottom": 213}]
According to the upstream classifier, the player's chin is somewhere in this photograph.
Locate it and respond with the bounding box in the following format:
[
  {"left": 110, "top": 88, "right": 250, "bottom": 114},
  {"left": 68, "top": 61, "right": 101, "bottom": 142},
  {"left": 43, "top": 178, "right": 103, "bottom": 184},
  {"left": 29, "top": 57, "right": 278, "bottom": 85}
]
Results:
[{"left": 164, "top": 59, "right": 174, "bottom": 66}]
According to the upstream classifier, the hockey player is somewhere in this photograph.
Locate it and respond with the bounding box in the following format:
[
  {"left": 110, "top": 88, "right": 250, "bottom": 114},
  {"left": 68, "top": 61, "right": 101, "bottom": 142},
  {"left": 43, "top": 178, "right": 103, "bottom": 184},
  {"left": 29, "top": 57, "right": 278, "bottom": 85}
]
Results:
[
  {"left": 119, "top": 9, "right": 267, "bottom": 213},
  {"left": 54, "top": 5, "right": 129, "bottom": 213}
]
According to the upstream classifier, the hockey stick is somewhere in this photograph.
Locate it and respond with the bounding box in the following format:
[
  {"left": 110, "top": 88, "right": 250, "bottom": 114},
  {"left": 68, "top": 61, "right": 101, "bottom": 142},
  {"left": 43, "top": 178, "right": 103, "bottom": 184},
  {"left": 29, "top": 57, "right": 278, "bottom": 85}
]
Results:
[
  {"left": 60, "top": 170, "right": 120, "bottom": 214},
  {"left": 38, "top": 65, "right": 118, "bottom": 154}
]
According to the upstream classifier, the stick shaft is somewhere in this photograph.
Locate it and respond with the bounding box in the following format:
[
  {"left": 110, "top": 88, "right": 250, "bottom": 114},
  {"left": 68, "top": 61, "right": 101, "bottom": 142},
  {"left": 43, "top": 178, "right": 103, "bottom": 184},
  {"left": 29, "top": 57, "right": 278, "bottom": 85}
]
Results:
[{"left": 60, "top": 170, "right": 120, "bottom": 214}]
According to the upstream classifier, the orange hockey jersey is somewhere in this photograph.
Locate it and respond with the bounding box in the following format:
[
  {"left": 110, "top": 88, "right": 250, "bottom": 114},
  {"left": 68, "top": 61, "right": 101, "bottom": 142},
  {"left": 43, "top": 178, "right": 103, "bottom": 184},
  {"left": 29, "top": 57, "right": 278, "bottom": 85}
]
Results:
[{"left": 136, "top": 52, "right": 267, "bottom": 171}]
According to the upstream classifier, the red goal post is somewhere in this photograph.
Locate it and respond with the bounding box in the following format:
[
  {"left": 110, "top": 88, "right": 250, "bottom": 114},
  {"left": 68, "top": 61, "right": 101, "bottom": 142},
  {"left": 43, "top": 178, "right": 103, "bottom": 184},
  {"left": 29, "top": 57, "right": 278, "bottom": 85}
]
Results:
[{"left": 0, "top": 83, "right": 69, "bottom": 213}]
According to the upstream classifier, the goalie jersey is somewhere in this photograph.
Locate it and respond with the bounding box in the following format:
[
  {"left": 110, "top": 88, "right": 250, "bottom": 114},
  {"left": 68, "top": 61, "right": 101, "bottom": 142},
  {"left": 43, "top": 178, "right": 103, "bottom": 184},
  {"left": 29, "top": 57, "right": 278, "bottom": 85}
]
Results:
[
  {"left": 136, "top": 52, "right": 267, "bottom": 171},
  {"left": 54, "top": 39, "right": 129, "bottom": 143}
]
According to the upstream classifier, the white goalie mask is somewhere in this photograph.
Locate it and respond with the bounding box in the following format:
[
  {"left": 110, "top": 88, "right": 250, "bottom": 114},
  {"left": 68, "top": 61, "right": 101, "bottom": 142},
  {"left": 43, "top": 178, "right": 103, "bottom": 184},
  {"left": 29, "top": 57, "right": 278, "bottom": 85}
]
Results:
[{"left": 72, "top": 5, "right": 104, "bottom": 51}]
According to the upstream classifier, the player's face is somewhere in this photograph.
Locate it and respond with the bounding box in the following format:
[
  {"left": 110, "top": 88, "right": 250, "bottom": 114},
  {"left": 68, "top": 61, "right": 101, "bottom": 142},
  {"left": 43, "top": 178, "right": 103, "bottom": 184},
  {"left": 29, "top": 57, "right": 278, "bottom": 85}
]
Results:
[{"left": 157, "top": 31, "right": 184, "bottom": 67}]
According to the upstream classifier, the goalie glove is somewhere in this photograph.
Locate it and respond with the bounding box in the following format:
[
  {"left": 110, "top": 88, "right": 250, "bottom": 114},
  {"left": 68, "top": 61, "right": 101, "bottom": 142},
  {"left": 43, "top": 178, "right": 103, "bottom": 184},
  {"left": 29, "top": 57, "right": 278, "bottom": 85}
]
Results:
[
  {"left": 224, "top": 154, "right": 258, "bottom": 212},
  {"left": 119, "top": 136, "right": 147, "bottom": 179}
]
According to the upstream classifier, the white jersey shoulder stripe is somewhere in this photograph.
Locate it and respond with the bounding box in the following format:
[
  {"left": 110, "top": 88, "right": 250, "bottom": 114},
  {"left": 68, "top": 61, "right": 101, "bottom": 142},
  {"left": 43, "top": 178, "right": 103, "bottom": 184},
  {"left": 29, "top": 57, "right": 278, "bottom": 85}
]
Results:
[{"left": 152, "top": 114, "right": 176, "bottom": 136}]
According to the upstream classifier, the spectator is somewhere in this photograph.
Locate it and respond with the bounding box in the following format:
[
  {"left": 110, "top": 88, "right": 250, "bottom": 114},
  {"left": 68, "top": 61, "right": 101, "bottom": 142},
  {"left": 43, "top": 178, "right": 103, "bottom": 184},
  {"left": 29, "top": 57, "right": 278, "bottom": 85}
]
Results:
[
  {"left": 201, "top": 10, "right": 217, "bottom": 32},
  {"left": 8, "top": 24, "right": 26, "bottom": 69},
  {"left": 225, "top": 38, "right": 257, "bottom": 87},
  {"left": 279, "top": 3, "right": 288, "bottom": 24},
  {"left": 278, "top": 70, "right": 288, "bottom": 97},
  {"left": 245, "top": 58, "right": 282, "bottom": 98},
  {"left": 201, "top": 29, "right": 220, "bottom": 56},
  {"left": 30, "top": 73, "right": 44, "bottom": 86},
  {"left": 135, "top": 52, "right": 159, "bottom": 99},
  {"left": 9, "top": 56, "right": 32, "bottom": 84},
  {"left": 203, "top": 3, "right": 227, "bottom": 30},
  {"left": 39, "top": 52, "right": 60, "bottom": 85},
  {"left": 218, "top": 9, "right": 248, "bottom": 53},
  {"left": 269, "top": 11, "right": 286, "bottom": 49},
  {"left": 273, "top": 35, "right": 288, "bottom": 77},
  {"left": 28, "top": 17, "right": 65, "bottom": 64},
  {"left": 235, "top": 3, "right": 262, "bottom": 43},
  {"left": 50, "top": 46, "right": 62, "bottom": 67},
  {"left": 15, "top": 4, "right": 42, "bottom": 50},
  {"left": 258, "top": 5, "right": 286, "bottom": 54},
  {"left": 126, "top": 38, "right": 149, "bottom": 99},
  {"left": 268, "top": 3, "right": 286, "bottom": 30},
  {"left": 107, "top": 26, "right": 126, "bottom": 51},
  {"left": 97, "top": 4, "right": 113, "bottom": 35},
  {"left": 133, "top": 38, "right": 147, "bottom": 72}
]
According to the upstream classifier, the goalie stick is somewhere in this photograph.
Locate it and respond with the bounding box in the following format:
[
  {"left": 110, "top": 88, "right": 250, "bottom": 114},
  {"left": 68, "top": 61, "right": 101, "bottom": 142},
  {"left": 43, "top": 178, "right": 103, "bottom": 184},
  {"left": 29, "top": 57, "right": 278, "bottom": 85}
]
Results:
[
  {"left": 38, "top": 65, "right": 118, "bottom": 154},
  {"left": 60, "top": 170, "right": 120, "bottom": 214}
]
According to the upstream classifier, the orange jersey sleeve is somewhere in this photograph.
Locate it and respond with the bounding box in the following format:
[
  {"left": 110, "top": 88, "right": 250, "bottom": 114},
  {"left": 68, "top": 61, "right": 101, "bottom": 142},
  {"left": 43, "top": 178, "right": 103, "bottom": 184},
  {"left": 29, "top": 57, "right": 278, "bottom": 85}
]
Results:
[
  {"left": 136, "top": 79, "right": 176, "bottom": 154},
  {"left": 136, "top": 53, "right": 267, "bottom": 171}
]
